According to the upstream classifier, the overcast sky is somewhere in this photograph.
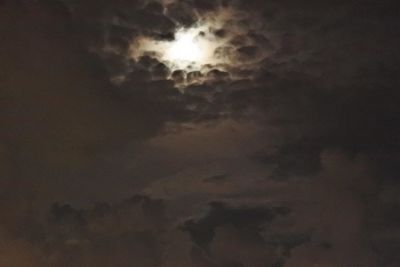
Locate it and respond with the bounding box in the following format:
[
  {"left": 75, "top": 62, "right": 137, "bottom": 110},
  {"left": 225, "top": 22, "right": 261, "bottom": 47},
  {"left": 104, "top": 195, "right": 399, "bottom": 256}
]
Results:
[{"left": 1, "top": 0, "right": 400, "bottom": 266}]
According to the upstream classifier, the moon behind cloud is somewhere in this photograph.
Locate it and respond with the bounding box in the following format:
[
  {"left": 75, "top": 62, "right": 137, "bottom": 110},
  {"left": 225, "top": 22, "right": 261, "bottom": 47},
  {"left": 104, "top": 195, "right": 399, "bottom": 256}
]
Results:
[{"left": 132, "top": 24, "right": 230, "bottom": 70}]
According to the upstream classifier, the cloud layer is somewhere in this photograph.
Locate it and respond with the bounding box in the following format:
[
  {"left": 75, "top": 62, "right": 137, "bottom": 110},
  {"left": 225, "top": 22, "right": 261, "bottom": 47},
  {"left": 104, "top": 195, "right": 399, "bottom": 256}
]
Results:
[{"left": 1, "top": 0, "right": 400, "bottom": 266}]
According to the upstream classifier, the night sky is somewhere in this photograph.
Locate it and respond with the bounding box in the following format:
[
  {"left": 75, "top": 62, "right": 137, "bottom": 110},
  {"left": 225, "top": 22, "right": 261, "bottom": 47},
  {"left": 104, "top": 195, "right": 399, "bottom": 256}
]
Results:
[{"left": 1, "top": 0, "right": 400, "bottom": 266}]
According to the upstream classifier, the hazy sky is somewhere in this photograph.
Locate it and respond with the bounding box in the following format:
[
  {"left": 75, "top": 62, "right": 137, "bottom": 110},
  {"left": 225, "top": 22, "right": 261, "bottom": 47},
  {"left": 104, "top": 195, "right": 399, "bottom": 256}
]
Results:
[{"left": 1, "top": 0, "right": 400, "bottom": 266}]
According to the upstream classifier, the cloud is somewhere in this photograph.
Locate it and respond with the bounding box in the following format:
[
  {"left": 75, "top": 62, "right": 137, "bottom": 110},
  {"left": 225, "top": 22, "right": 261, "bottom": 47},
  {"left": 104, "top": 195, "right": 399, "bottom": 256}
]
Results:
[
  {"left": 1, "top": 0, "right": 400, "bottom": 266},
  {"left": 181, "top": 202, "right": 291, "bottom": 249},
  {"left": 281, "top": 151, "right": 381, "bottom": 266},
  {"left": 1, "top": 195, "right": 169, "bottom": 267},
  {"left": 165, "top": 1, "right": 198, "bottom": 27},
  {"left": 180, "top": 202, "right": 308, "bottom": 267}
]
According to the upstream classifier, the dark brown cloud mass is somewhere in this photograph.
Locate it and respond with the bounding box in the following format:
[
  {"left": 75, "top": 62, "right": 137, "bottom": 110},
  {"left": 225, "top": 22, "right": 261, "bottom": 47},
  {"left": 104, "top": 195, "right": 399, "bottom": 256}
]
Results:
[{"left": 1, "top": 0, "right": 400, "bottom": 266}]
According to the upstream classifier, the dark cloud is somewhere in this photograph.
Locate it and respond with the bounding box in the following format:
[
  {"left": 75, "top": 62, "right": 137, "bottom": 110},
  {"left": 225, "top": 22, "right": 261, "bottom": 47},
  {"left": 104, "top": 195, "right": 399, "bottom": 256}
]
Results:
[
  {"left": 187, "top": 70, "right": 204, "bottom": 84},
  {"left": 8, "top": 195, "right": 168, "bottom": 267},
  {"left": 213, "top": 29, "right": 227, "bottom": 38},
  {"left": 2, "top": 0, "right": 400, "bottom": 266},
  {"left": 236, "top": 45, "right": 260, "bottom": 60},
  {"left": 203, "top": 174, "right": 228, "bottom": 184},
  {"left": 180, "top": 202, "right": 308, "bottom": 266},
  {"left": 206, "top": 69, "right": 230, "bottom": 82},
  {"left": 253, "top": 139, "right": 322, "bottom": 179},
  {"left": 166, "top": 1, "right": 198, "bottom": 27},
  {"left": 171, "top": 69, "right": 186, "bottom": 83},
  {"left": 152, "top": 62, "right": 171, "bottom": 80},
  {"left": 181, "top": 202, "right": 291, "bottom": 250},
  {"left": 144, "top": 1, "right": 164, "bottom": 14},
  {"left": 192, "top": 0, "right": 221, "bottom": 12}
]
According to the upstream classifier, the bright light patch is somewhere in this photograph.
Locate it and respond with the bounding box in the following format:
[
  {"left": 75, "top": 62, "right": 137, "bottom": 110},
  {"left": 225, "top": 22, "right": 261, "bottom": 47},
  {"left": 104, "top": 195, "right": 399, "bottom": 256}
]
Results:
[
  {"left": 132, "top": 20, "right": 232, "bottom": 71},
  {"left": 166, "top": 29, "right": 203, "bottom": 63},
  {"left": 130, "top": 9, "right": 241, "bottom": 75},
  {"left": 125, "top": 7, "right": 262, "bottom": 86}
]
